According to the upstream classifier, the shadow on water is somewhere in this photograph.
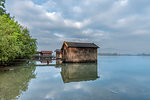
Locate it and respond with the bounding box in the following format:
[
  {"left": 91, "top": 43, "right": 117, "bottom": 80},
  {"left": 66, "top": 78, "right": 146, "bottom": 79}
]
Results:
[
  {"left": 0, "top": 65, "right": 36, "bottom": 100},
  {"left": 60, "top": 63, "right": 99, "bottom": 83}
]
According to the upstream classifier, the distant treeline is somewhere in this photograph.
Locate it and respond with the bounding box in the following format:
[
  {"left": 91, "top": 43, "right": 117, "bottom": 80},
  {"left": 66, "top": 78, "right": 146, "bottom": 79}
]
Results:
[
  {"left": 0, "top": 0, "right": 37, "bottom": 65},
  {"left": 99, "top": 53, "right": 150, "bottom": 56},
  {"left": 99, "top": 53, "right": 118, "bottom": 56}
]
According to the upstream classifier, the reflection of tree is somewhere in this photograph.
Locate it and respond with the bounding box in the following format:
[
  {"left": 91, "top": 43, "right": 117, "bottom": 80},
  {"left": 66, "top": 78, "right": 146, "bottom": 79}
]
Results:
[
  {"left": 61, "top": 63, "right": 99, "bottom": 83},
  {"left": 0, "top": 66, "right": 36, "bottom": 100}
]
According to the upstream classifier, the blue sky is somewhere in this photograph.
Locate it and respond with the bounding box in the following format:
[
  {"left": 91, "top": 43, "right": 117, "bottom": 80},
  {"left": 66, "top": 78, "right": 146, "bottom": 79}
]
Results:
[{"left": 5, "top": 0, "right": 150, "bottom": 53}]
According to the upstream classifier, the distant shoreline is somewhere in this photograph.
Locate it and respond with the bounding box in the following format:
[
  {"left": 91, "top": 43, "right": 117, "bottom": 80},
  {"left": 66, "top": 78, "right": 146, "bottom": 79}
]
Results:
[
  {"left": 99, "top": 55, "right": 150, "bottom": 56},
  {"left": 99, "top": 53, "right": 150, "bottom": 56}
]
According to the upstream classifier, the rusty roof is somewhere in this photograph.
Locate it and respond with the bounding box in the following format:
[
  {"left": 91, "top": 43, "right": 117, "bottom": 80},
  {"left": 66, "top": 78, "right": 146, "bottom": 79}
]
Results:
[
  {"left": 41, "top": 51, "right": 53, "bottom": 54},
  {"left": 65, "top": 42, "right": 99, "bottom": 48}
]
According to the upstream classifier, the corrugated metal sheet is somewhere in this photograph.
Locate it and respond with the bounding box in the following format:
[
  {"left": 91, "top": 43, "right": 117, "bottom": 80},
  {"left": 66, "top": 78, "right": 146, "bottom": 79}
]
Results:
[
  {"left": 41, "top": 51, "right": 53, "bottom": 54},
  {"left": 65, "top": 42, "right": 99, "bottom": 48}
]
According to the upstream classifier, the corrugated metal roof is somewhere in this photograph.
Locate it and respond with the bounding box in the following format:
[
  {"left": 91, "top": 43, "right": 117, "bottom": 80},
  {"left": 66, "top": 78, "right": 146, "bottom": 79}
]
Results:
[
  {"left": 41, "top": 51, "right": 53, "bottom": 54},
  {"left": 65, "top": 42, "right": 99, "bottom": 48}
]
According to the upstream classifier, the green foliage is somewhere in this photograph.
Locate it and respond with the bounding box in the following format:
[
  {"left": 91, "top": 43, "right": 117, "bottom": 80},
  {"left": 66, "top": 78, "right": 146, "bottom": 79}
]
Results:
[
  {"left": 0, "top": 0, "right": 37, "bottom": 65},
  {"left": 17, "top": 28, "right": 37, "bottom": 59},
  {"left": 0, "top": 0, "right": 6, "bottom": 15},
  {"left": 0, "top": 15, "right": 37, "bottom": 65}
]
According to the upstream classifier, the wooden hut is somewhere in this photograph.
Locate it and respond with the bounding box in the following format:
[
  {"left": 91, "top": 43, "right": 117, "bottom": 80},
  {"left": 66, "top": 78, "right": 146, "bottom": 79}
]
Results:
[
  {"left": 55, "top": 49, "right": 62, "bottom": 59},
  {"left": 61, "top": 41, "right": 99, "bottom": 63},
  {"left": 40, "top": 51, "right": 53, "bottom": 58}
]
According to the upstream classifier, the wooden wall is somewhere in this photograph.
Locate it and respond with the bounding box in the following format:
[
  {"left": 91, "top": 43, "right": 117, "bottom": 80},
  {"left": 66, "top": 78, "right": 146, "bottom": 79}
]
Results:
[
  {"left": 62, "top": 45, "right": 98, "bottom": 62},
  {"left": 56, "top": 52, "right": 62, "bottom": 59},
  {"left": 41, "top": 53, "right": 52, "bottom": 58}
]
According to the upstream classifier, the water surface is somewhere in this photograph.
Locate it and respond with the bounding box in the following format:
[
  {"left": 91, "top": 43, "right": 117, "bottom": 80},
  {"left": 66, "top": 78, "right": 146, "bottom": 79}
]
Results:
[{"left": 0, "top": 56, "right": 150, "bottom": 100}]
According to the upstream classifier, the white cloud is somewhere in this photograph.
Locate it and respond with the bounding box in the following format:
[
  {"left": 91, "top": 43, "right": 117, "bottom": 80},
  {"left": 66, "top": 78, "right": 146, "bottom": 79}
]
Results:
[
  {"left": 115, "top": 0, "right": 128, "bottom": 7},
  {"left": 73, "top": 6, "right": 82, "bottom": 13},
  {"left": 64, "top": 83, "right": 82, "bottom": 91},
  {"left": 54, "top": 33, "right": 64, "bottom": 38},
  {"left": 82, "top": 29, "right": 105, "bottom": 37},
  {"left": 134, "top": 30, "right": 150, "bottom": 35},
  {"left": 46, "top": 12, "right": 60, "bottom": 21},
  {"left": 120, "top": 0, "right": 128, "bottom": 6},
  {"left": 5, "top": 0, "right": 150, "bottom": 53},
  {"left": 64, "top": 19, "right": 91, "bottom": 29}
]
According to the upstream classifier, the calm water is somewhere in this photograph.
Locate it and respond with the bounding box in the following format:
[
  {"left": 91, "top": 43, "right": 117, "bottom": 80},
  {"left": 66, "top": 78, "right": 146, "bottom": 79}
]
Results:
[{"left": 0, "top": 56, "right": 150, "bottom": 100}]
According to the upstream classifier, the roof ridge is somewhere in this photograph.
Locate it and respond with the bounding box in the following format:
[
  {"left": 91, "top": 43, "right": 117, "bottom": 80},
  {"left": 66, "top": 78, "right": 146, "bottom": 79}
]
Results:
[
  {"left": 66, "top": 41, "right": 95, "bottom": 44},
  {"left": 64, "top": 41, "right": 99, "bottom": 48}
]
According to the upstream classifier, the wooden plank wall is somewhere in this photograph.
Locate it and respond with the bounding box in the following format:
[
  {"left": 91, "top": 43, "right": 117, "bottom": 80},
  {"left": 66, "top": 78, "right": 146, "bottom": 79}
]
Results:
[{"left": 62, "top": 46, "right": 98, "bottom": 62}]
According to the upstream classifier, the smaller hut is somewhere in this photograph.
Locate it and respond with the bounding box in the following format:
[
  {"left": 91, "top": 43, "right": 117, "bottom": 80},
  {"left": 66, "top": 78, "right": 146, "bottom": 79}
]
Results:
[
  {"left": 55, "top": 49, "right": 62, "bottom": 59},
  {"left": 40, "top": 51, "right": 53, "bottom": 58}
]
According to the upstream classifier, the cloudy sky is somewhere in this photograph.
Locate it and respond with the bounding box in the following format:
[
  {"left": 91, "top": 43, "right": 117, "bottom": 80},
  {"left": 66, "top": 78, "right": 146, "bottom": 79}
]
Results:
[{"left": 5, "top": 0, "right": 150, "bottom": 53}]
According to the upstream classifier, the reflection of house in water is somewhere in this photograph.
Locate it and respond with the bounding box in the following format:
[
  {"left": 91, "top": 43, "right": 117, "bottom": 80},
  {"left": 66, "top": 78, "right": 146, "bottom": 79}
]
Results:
[
  {"left": 56, "top": 60, "right": 63, "bottom": 65},
  {"left": 40, "top": 60, "right": 52, "bottom": 64},
  {"left": 61, "top": 63, "right": 99, "bottom": 83}
]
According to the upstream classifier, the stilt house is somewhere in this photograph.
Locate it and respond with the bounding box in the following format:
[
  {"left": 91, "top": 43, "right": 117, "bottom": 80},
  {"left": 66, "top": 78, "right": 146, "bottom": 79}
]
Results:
[
  {"left": 55, "top": 49, "right": 62, "bottom": 59},
  {"left": 40, "top": 51, "right": 53, "bottom": 58}
]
